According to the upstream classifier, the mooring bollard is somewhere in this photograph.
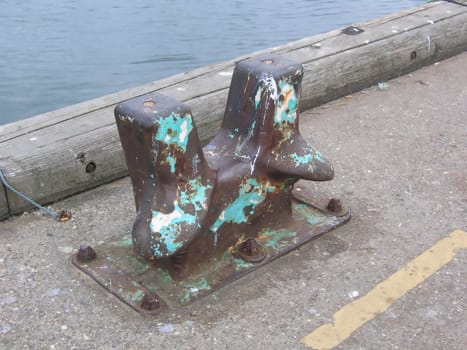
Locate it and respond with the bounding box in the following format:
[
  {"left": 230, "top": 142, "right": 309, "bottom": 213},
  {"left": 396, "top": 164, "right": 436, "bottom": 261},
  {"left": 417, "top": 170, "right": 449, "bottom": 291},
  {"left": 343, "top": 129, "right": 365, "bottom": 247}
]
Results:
[{"left": 73, "top": 54, "right": 350, "bottom": 314}]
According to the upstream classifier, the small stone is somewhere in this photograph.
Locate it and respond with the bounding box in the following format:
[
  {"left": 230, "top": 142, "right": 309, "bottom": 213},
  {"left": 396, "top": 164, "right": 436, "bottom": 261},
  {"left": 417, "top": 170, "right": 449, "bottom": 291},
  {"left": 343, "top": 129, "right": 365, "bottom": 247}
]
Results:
[
  {"left": 0, "top": 325, "right": 12, "bottom": 334},
  {"left": 0, "top": 295, "right": 17, "bottom": 305},
  {"left": 45, "top": 288, "right": 61, "bottom": 298},
  {"left": 158, "top": 324, "right": 175, "bottom": 333},
  {"left": 308, "top": 308, "right": 318, "bottom": 315}
]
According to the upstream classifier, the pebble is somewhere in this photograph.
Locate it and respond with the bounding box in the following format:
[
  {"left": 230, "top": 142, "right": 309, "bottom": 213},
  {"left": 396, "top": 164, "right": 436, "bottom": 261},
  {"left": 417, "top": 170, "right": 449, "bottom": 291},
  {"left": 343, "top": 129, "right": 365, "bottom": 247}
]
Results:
[
  {"left": 45, "top": 288, "right": 61, "bottom": 298},
  {"left": 158, "top": 324, "right": 175, "bottom": 334},
  {"left": 0, "top": 325, "right": 12, "bottom": 334},
  {"left": 0, "top": 295, "right": 18, "bottom": 305}
]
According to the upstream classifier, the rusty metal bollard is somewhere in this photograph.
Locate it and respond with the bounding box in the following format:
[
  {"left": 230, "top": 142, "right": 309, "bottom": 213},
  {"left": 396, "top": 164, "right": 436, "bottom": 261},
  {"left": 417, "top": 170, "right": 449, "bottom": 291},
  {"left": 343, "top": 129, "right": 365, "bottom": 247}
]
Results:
[
  {"left": 115, "top": 54, "right": 334, "bottom": 276},
  {"left": 73, "top": 54, "right": 349, "bottom": 315}
]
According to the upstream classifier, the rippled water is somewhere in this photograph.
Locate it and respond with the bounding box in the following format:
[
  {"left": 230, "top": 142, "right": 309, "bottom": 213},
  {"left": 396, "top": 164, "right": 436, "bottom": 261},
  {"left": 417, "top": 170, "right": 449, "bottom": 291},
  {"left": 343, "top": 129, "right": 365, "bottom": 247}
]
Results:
[{"left": 0, "top": 0, "right": 424, "bottom": 124}]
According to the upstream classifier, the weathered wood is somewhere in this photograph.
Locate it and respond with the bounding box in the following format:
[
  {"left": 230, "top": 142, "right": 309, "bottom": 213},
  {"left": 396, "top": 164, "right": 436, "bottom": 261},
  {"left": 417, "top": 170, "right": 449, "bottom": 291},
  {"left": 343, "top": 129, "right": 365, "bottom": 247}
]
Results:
[
  {"left": 0, "top": 1, "right": 444, "bottom": 142},
  {"left": 1, "top": 1, "right": 466, "bottom": 219}
]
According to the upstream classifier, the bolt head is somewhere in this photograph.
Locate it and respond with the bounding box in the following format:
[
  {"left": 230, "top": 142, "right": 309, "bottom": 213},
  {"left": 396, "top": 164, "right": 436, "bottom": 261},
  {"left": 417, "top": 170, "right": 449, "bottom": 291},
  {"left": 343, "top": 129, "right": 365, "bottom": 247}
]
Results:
[
  {"left": 234, "top": 238, "right": 266, "bottom": 263},
  {"left": 76, "top": 244, "right": 96, "bottom": 263},
  {"left": 141, "top": 293, "right": 160, "bottom": 311},
  {"left": 240, "top": 238, "right": 260, "bottom": 255},
  {"left": 327, "top": 198, "right": 343, "bottom": 214}
]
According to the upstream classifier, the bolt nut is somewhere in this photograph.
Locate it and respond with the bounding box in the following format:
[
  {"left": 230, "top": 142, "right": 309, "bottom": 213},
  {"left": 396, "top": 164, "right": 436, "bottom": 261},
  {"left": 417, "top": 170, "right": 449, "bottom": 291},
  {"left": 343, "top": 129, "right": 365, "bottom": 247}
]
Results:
[
  {"left": 141, "top": 293, "right": 160, "bottom": 311},
  {"left": 327, "top": 198, "right": 344, "bottom": 214},
  {"left": 240, "top": 238, "right": 260, "bottom": 255},
  {"left": 76, "top": 244, "right": 96, "bottom": 263},
  {"left": 234, "top": 238, "right": 266, "bottom": 263}
]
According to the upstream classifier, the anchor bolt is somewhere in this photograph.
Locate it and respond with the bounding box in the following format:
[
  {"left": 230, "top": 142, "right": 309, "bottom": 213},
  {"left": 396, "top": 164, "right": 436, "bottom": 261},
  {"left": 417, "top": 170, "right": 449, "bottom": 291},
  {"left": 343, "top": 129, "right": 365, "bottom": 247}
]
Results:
[
  {"left": 327, "top": 198, "right": 344, "bottom": 214},
  {"left": 76, "top": 244, "right": 97, "bottom": 263},
  {"left": 141, "top": 293, "right": 160, "bottom": 311},
  {"left": 234, "top": 238, "right": 266, "bottom": 263}
]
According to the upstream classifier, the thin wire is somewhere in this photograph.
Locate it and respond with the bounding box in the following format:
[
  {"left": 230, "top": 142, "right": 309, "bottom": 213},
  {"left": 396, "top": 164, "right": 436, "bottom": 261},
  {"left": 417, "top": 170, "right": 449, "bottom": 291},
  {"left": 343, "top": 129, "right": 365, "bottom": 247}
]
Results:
[{"left": 0, "top": 169, "right": 59, "bottom": 219}]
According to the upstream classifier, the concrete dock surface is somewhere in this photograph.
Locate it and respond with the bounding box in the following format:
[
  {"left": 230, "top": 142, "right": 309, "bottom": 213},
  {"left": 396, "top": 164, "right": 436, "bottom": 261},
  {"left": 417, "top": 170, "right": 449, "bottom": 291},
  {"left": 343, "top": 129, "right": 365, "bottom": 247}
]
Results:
[{"left": 1, "top": 51, "right": 466, "bottom": 349}]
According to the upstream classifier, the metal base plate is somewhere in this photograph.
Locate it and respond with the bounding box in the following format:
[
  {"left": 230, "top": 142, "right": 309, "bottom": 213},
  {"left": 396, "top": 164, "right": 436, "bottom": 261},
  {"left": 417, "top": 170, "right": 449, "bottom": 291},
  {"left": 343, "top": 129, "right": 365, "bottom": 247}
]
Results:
[{"left": 72, "top": 194, "right": 350, "bottom": 315}]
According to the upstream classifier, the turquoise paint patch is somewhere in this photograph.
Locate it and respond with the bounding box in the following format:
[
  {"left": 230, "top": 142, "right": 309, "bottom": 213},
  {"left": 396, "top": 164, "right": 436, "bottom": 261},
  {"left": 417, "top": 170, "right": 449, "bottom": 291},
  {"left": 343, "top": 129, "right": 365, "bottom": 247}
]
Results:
[
  {"left": 180, "top": 277, "right": 211, "bottom": 301},
  {"left": 290, "top": 148, "right": 325, "bottom": 168},
  {"left": 155, "top": 113, "right": 193, "bottom": 152},
  {"left": 291, "top": 152, "right": 313, "bottom": 166},
  {"left": 179, "top": 177, "right": 211, "bottom": 212},
  {"left": 165, "top": 154, "right": 177, "bottom": 173},
  {"left": 130, "top": 289, "right": 144, "bottom": 302},
  {"left": 274, "top": 81, "right": 298, "bottom": 124},
  {"left": 154, "top": 113, "right": 193, "bottom": 173},
  {"left": 232, "top": 257, "right": 253, "bottom": 271},
  {"left": 261, "top": 229, "right": 297, "bottom": 250},
  {"left": 209, "top": 178, "right": 276, "bottom": 232},
  {"left": 296, "top": 204, "right": 325, "bottom": 225},
  {"left": 118, "top": 288, "right": 144, "bottom": 302},
  {"left": 150, "top": 202, "right": 197, "bottom": 256}
]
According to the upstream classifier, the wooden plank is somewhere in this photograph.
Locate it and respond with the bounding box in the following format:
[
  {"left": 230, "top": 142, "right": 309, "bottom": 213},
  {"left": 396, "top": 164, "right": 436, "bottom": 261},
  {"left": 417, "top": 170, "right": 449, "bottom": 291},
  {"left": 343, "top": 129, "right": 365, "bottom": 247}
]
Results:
[
  {"left": 1, "top": 2, "right": 459, "bottom": 153},
  {"left": 0, "top": 1, "right": 444, "bottom": 143},
  {"left": 0, "top": 2, "right": 466, "bottom": 218}
]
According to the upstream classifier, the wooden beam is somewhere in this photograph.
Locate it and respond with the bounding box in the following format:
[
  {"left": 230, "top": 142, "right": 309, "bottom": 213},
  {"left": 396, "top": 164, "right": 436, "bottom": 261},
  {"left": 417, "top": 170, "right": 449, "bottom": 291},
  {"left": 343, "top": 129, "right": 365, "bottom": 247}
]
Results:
[{"left": 1, "top": 1, "right": 466, "bottom": 219}]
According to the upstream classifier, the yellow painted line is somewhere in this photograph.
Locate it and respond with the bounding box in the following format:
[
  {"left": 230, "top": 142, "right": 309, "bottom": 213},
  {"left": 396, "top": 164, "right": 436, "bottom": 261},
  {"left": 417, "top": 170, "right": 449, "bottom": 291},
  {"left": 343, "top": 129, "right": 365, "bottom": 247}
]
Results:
[{"left": 301, "top": 230, "right": 467, "bottom": 350}]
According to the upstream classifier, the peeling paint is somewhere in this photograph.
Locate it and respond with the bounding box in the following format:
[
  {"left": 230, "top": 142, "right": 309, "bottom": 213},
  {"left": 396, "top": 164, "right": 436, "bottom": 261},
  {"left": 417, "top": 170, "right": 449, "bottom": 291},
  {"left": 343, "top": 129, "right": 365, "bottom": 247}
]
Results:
[
  {"left": 254, "top": 73, "right": 277, "bottom": 109},
  {"left": 155, "top": 113, "right": 193, "bottom": 152},
  {"left": 149, "top": 177, "right": 211, "bottom": 256},
  {"left": 291, "top": 147, "right": 325, "bottom": 168},
  {"left": 118, "top": 288, "right": 144, "bottom": 302},
  {"left": 296, "top": 203, "right": 325, "bottom": 225},
  {"left": 154, "top": 113, "right": 194, "bottom": 173},
  {"left": 150, "top": 202, "right": 196, "bottom": 256},
  {"left": 180, "top": 277, "right": 211, "bottom": 301},
  {"left": 179, "top": 177, "right": 212, "bottom": 211},
  {"left": 260, "top": 228, "right": 297, "bottom": 250},
  {"left": 274, "top": 80, "right": 298, "bottom": 124},
  {"left": 118, "top": 114, "right": 135, "bottom": 122},
  {"left": 232, "top": 256, "right": 254, "bottom": 271},
  {"left": 210, "top": 178, "right": 277, "bottom": 233}
]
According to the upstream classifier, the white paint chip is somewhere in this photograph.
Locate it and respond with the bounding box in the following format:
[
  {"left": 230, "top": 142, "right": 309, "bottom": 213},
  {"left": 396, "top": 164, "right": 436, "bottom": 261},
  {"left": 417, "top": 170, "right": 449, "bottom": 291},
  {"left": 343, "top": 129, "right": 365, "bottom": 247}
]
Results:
[
  {"left": 219, "top": 71, "right": 233, "bottom": 76},
  {"left": 29, "top": 137, "right": 37, "bottom": 141}
]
